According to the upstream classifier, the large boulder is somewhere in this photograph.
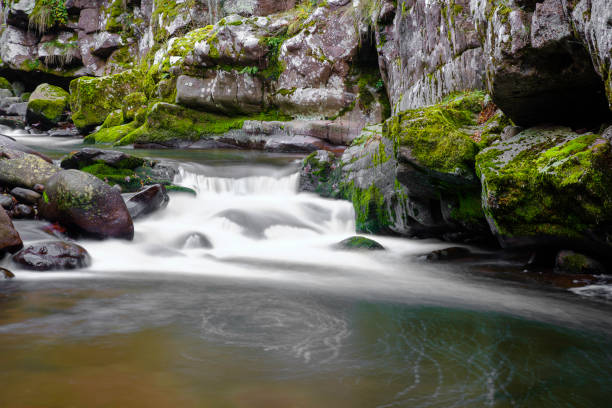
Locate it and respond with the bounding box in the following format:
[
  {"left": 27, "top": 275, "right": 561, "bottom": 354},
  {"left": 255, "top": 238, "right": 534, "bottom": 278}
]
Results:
[
  {"left": 0, "top": 206, "right": 23, "bottom": 255},
  {"left": 476, "top": 126, "right": 612, "bottom": 258},
  {"left": 69, "top": 70, "right": 143, "bottom": 131},
  {"left": 0, "top": 148, "right": 60, "bottom": 189},
  {"left": 60, "top": 148, "right": 145, "bottom": 170},
  {"left": 12, "top": 241, "right": 91, "bottom": 271},
  {"left": 26, "top": 83, "right": 70, "bottom": 129},
  {"left": 38, "top": 169, "right": 134, "bottom": 240}
]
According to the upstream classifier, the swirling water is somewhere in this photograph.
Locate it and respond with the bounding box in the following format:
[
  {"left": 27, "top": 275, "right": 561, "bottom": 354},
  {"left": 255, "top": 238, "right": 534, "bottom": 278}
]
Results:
[{"left": 1, "top": 130, "right": 612, "bottom": 407}]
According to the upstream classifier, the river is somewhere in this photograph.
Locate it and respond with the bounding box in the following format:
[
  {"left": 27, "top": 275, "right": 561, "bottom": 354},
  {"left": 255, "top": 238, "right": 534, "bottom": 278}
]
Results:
[{"left": 1, "top": 128, "right": 611, "bottom": 407}]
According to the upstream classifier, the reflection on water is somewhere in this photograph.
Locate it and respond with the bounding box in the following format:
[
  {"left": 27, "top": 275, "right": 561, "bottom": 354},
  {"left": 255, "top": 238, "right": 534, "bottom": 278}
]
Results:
[
  {"left": 1, "top": 135, "right": 611, "bottom": 407},
  {"left": 1, "top": 278, "right": 611, "bottom": 408}
]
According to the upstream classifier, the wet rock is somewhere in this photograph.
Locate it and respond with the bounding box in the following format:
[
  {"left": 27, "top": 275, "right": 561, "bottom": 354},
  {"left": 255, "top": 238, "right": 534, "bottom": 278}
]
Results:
[
  {"left": 334, "top": 236, "right": 385, "bottom": 251},
  {"left": 33, "top": 184, "right": 45, "bottom": 193},
  {"left": 476, "top": 126, "right": 612, "bottom": 257},
  {"left": 91, "top": 32, "right": 123, "bottom": 58},
  {"left": 0, "top": 135, "right": 53, "bottom": 162},
  {"left": 10, "top": 187, "right": 41, "bottom": 205},
  {"left": 26, "top": 84, "right": 70, "bottom": 130},
  {"left": 299, "top": 150, "right": 336, "bottom": 193},
  {"left": 0, "top": 148, "right": 59, "bottom": 189},
  {"left": 5, "top": 102, "right": 27, "bottom": 116},
  {"left": 222, "top": 0, "right": 296, "bottom": 16},
  {"left": 0, "top": 194, "right": 15, "bottom": 209},
  {"left": 60, "top": 148, "right": 145, "bottom": 170},
  {"left": 554, "top": 250, "right": 607, "bottom": 275},
  {"left": 424, "top": 247, "right": 471, "bottom": 261},
  {"left": 38, "top": 169, "right": 134, "bottom": 240},
  {"left": 12, "top": 204, "right": 34, "bottom": 219},
  {"left": 124, "top": 184, "right": 169, "bottom": 220},
  {"left": 12, "top": 241, "right": 91, "bottom": 271},
  {"left": 174, "top": 232, "right": 213, "bottom": 249},
  {"left": 1, "top": 267, "right": 15, "bottom": 279},
  {"left": 0, "top": 206, "right": 23, "bottom": 254}
]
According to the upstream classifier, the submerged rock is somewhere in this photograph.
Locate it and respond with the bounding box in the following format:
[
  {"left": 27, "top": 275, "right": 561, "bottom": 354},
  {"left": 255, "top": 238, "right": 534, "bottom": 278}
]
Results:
[
  {"left": 12, "top": 241, "right": 91, "bottom": 271},
  {"left": 424, "top": 247, "right": 471, "bottom": 261},
  {"left": 0, "top": 267, "right": 15, "bottom": 279},
  {"left": 124, "top": 184, "right": 169, "bottom": 220},
  {"left": 0, "top": 206, "right": 23, "bottom": 255},
  {"left": 334, "top": 236, "right": 385, "bottom": 251},
  {"left": 38, "top": 169, "right": 134, "bottom": 240}
]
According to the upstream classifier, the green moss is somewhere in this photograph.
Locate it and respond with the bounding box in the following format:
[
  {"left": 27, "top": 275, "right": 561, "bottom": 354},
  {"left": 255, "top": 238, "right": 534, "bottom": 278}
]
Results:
[
  {"left": 476, "top": 127, "right": 612, "bottom": 240},
  {"left": 387, "top": 91, "right": 485, "bottom": 174},
  {"left": 100, "top": 109, "right": 124, "bottom": 129},
  {"left": 116, "top": 102, "right": 290, "bottom": 145},
  {"left": 85, "top": 120, "right": 140, "bottom": 144},
  {"left": 335, "top": 236, "right": 385, "bottom": 250},
  {"left": 27, "top": 83, "right": 70, "bottom": 123},
  {"left": 0, "top": 77, "right": 11, "bottom": 90},
  {"left": 20, "top": 92, "right": 31, "bottom": 102},
  {"left": 122, "top": 92, "right": 148, "bottom": 121},
  {"left": 70, "top": 70, "right": 143, "bottom": 130}
]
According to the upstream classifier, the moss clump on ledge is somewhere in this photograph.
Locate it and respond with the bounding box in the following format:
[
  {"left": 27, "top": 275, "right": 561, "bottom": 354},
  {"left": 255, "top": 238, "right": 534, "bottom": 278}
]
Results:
[
  {"left": 386, "top": 91, "right": 485, "bottom": 175},
  {"left": 475, "top": 126, "right": 612, "bottom": 242},
  {"left": 0, "top": 77, "right": 12, "bottom": 91}
]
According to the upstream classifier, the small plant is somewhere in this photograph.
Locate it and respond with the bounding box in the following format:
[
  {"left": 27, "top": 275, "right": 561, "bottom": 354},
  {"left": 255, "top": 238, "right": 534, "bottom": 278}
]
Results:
[
  {"left": 239, "top": 66, "right": 259, "bottom": 75},
  {"left": 29, "top": 0, "right": 68, "bottom": 33}
]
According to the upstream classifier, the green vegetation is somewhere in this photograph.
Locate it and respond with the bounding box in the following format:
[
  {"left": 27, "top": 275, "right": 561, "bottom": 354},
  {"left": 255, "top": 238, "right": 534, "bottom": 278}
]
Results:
[
  {"left": 335, "top": 236, "right": 385, "bottom": 250},
  {"left": 29, "top": 0, "right": 68, "bottom": 33},
  {"left": 475, "top": 127, "right": 612, "bottom": 239},
  {"left": 0, "top": 77, "right": 11, "bottom": 91},
  {"left": 27, "top": 83, "right": 70, "bottom": 124}
]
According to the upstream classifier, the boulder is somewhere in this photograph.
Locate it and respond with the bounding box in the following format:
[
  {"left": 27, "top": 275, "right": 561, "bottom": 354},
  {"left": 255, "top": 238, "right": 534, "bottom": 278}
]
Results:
[
  {"left": 69, "top": 70, "right": 143, "bottom": 130},
  {"left": 0, "top": 77, "right": 12, "bottom": 92},
  {"left": 475, "top": 126, "right": 612, "bottom": 257},
  {"left": 174, "top": 232, "right": 213, "bottom": 249},
  {"left": 60, "top": 148, "right": 145, "bottom": 170},
  {"left": 0, "top": 148, "right": 59, "bottom": 188},
  {"left": 26, "top": 84, "right": 70, "bottom": 129},
  {"left": 10, "top": 187, "right": 41, "bottom": 204},
  {"left": 424, "top": 247, "right": 471, "bottom": 261},
  {"left": 334, "top": 236, "right": 385, "bottom": 251},
  {"left": 122, "top": 92, "right": 147, "bottom": 122},
  {"left": 12, "top": 203, "right": 34, "bottom": 219},
  {"left": 0, "top": 206, "right": 23, "bottom": 255},
  {"left": 0, "top": 135, "right": 53, "bottom": 162},
  {"left": 554, "top": 250, "right": 607, "bottom": 275},
  {"left": 124, "top": 184, "right": 169, "bottom": 219},
  {"left": 38, "top": 169, "right": 134, "bottom": 240},
  {"left": 0, "top": 194, "right": 15, "bottom": 209},
  {"left": 91, "top": 32, "right": 123, "bottom": 58},
  {"left": 12, "top": 241, "right": 91, "bottom": 271}
]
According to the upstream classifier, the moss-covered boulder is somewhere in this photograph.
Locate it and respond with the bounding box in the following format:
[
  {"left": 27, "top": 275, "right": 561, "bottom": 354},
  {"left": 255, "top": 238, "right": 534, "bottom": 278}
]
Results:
[
  {"left": 69, "top": 70, "right": 143, "bottom": 131},
  {"left": 25, "top": 83, "right": 70, "bottom": 129},
  {"left": 476, "top": 126, "right": 612, "bottom": 256},
  {"left": 38, "top": 169, "right": 134, "bottom": 240},
  {"left": 0, "top": 77, "right": 11, "bottom": 91},
  {"left": 334, "top": 236, "right": 385, "bottom": 251},
  {"left": 122, "top": 92, "right": 147, "bottom": 121}
]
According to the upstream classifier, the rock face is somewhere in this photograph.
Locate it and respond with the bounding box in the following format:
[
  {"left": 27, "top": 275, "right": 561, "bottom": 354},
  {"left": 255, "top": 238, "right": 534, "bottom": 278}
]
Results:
[
  {"left": 25, "top": 83, "right": 70, "bottom": 129},
  {"left": 0, "top": 206, "right": 23, "bottom": 255},
  {"left": 38, "top": 169, "right": 134, "bottom": 240},
  {"left": 476, "top": 126, "right": 612, "bottom": 258},
  {"left": 12, "top": 241, "right": 91, "bottom": 271}
]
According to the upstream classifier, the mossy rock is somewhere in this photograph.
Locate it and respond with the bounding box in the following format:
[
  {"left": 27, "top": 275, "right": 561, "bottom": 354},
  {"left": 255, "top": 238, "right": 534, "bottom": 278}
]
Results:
[
  {"left": 387, "top": 91, "right": 485, "bottom": 175},
  {"left": 20, "top": 92, "right": 31, "bottom": 102},
  {"left": 0, "top": 77, "right": 12, "bottom": 91},
  {"left": 115, "top": 102, "right": 276, "bottom": 146},
  {"left": 26, "top": 83, "right": 70, "bottom": 128},
  {"left": 80, "top": 162, "right": 186, "bottom": 193},
  {"left": 334, "top": 236, "right": 385, "bottom": 251},
  {"left": 100, "top": 109, "right": 124, "bottom": 129},
  {"left": 69, "top": 70, "right": 143, "bottom": 131},
  {"left": 476, "top": 126, "right": 612, "bottom": 252},
  {"left": 122, "top": 92, "right": 147, "bottom": 122},
  {"left": 85, "top": 120, "right": 140, "bottom": 144}
]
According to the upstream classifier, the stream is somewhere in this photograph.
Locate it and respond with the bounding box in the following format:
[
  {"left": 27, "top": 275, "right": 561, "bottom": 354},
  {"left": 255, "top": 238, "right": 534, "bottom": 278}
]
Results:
[{"left": 1, "top": 129, "right": 612, "bottom": 407}]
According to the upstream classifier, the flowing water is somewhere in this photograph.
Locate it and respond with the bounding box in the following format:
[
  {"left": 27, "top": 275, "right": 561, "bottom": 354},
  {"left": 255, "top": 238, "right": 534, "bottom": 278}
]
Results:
[{"left": 1, "top": 128, "right": 612, "bottom": 407}]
